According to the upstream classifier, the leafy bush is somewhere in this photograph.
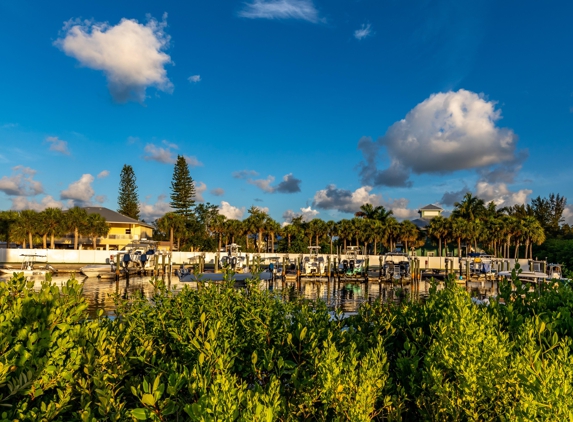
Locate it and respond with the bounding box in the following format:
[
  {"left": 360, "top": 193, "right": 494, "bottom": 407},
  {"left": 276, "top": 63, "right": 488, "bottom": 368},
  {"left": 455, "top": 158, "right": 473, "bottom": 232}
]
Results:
[{"left": 2, "top": 271, "right": 573, "bottom": 420}]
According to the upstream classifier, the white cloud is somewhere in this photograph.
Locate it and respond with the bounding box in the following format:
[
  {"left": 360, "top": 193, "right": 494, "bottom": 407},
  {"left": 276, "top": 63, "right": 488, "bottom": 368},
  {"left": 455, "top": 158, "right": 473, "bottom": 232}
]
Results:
[
  {"left": 211, "top": 188, "right": 225, "bottom": 196},
  {"left": 239, "top": 0, "right": 321, "bottom": 23},
  {"left": 188, "top": 75, "right": 201, "bottom": 83},
  {"left": 282, "top": 205, "right": 319, "bottom": 223},
  {"left": 195, "top": 182, "right": 207, "bottom": 202},
  {"left": 55, "top": 14, "right": 172, "bottom": 103},
  {"left": 184, "top": 155, "right": 203, "bottom": 167},
  {"left": 354, "top": 23, "right": 372, "bottom": 40},
  {"left": 60, "top": 174, "right": 95, "bottom": 205},
  {"left": 250, "top": 175, "right": 275, "bottom": 193},
  {"left": 313, "top": 185, "right": 382, "bottom": 214},
  {"left": 97, "top": 170, "right": 110, "bottom": 179},
  {"left": 143, "top": 141, "right": 203, "bottom": 166},
  {"left": 139, "top": 194, "right": 172, "bottom": 221},
  {"left": 95, "top": 195, "right": 106, "bottom": 203},
  {"left": 0, "top": 166, "right": 44, "bottom": 196},
  {"left": 219, "top": 201, "right": 245, "bottom": 220},
  {"left": 10, "top": 195, "right": 63, "bottom": 211},
  {"left": 359, "top": 89, "right": 526, "bottom": 187},
  {"left": 46, "top": 136, "right": 70, "bottom": 155},
  {"left": 563, "top": 205, "right": 573, "bottom": 225},
  {"left": 475, "top": 181, "right": 532, "bottom": 208}
]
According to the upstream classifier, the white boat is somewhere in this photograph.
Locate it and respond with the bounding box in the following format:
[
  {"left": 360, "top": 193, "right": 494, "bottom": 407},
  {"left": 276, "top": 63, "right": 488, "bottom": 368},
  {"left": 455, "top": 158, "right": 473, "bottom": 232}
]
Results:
[
  {"left": 219, "top": 244, "right": 248, "bottom": 272},
  {"left": 380, "top": 251, "right": 411, "bottom": 281},
  {"left": 303, "top": 246, "right": 326, "bottom": 276},
  {"left": 80, "top": 240, "right": 161, "bottom": 279},
  {"left": 339, "top": 246, "right": 367, "bottom": 277},
  {"left": 0, "top": 254, "right": 57, "bottom": 277}
]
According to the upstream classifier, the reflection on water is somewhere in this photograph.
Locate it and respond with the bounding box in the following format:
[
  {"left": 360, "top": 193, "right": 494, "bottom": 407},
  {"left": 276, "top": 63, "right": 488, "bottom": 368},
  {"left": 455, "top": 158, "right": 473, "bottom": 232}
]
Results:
[{"left": 0, "top": 273, "right": 500, "bottom": 318}]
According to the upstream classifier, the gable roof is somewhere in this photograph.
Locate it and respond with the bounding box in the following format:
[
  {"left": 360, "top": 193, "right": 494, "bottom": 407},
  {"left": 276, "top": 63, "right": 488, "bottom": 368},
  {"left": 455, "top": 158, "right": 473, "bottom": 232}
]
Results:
[
  {"left": 83, "top": 207, "right": 154, "bottom": 229},
  {"left": 419, "top": 204, "right": 443, "bottom": 211}
]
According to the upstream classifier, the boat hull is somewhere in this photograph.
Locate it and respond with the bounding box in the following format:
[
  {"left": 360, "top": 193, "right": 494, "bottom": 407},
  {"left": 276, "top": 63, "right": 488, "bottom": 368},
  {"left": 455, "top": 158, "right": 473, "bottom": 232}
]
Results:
[{"left": 178, "top": 272, "right": 273, "bottom": 282}]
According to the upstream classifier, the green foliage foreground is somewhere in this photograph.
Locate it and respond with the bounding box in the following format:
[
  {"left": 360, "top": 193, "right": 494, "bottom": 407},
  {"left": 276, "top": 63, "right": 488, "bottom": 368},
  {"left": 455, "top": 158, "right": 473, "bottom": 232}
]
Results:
[{"left": 3, "top": 274, "right": 573, "bottom": 421}]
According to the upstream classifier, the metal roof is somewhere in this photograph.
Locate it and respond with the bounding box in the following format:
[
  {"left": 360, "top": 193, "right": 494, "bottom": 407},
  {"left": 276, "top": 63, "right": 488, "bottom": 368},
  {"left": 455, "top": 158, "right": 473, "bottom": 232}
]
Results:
[
  {"left": 419, "top": 204, "right": 443, "bottom": 211},
  {"left": 83, "top": 207, "right": 154, "bottom": 229}
]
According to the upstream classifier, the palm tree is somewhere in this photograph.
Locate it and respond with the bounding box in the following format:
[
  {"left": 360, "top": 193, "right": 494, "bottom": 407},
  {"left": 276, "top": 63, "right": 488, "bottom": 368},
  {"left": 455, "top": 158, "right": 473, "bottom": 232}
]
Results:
[
  {"left": 399, "top": 220, "right": 419, "bottom": 253},
  {"left": 282, "top": 221, "right": 300, "bottom": 252},
  {"left": 17, "top": 210, "right": 38, "bottom": 249},
  {"left": 65, "top": 207, "right": 89, "bottom": 250},
  {"left": 384, "top": 217, "right": 400, "bottom": 252},
  {"left": 355, "top": 203, "right": 393, "bottom": 222},
  {"left": 211, "top": 214, "right": 227, "bottom": 253},
  {"left": 85, "top": 213, "right": 110, "bottom": 249},
  {"left": 465, "top": 220, "right": 483, "bottom": 254},
  {"left": 452, "top": 192, "right": 486, "bottom": 221},
  {"left": 449, "top": 217, "right": 467, "bottom": 258},
  {"left": 308, "top": 218, "right": 327, "bottom": 248},
  {"left": 427, "top": 215, "right": 447, "bottom": 257},
  {"left": 521, "top": 216, "right": 545, "bottom": 260},
  {"left": 38, "top": 208, "right": 65, "bottom": 249},
  {"left": 156, "top": 212, "right": 186, "bottom": 251},
  {"left": 264, "top": 218, "right": 280, "bottom": 253},
  {"left": 337, "top": 219, "right": 353, "bottom": 251},
  {"left": 0, "top": 211, "right": 19, "bottom": 248},
  {"left": 325, "top": 220, "right": 337, "bottom": 254},
  {"left": 225, "top": 219, "right": 244, "bottom": 245}
]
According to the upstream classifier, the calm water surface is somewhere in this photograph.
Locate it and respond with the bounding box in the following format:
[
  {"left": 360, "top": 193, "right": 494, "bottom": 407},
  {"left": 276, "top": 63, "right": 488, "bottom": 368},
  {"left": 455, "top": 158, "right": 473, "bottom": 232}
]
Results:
[{"left": 1, "top": 273, "right": 498, "bottom": 318}]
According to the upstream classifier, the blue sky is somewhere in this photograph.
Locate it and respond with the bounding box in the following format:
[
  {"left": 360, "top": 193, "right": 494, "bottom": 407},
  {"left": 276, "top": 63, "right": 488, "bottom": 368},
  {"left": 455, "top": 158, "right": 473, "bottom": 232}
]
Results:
[{"left": 1, "top": 0, "right": 572, "bottom": 224}]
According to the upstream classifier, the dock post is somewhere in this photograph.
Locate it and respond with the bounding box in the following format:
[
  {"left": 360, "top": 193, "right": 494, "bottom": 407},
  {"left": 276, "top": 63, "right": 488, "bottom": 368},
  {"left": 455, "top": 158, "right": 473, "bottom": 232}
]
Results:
[
  {"left": 115, "top": 253, "right": 121, "bottom": 281},
  {"left": 154, "top": 254, "right": 159, "bottom": 277},
  {"left": 161, "top": 253, "right": 166, "bottom": 277},
  {"left": 215, "top": 255, "right": 219, "bottom": 273}
]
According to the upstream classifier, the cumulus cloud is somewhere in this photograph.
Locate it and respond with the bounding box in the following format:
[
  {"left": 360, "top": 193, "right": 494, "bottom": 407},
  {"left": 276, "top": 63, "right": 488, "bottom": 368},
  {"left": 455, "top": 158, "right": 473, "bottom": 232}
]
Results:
[
  {"left": 188, "top": 75, "right": 201, "bottom": 83},
  {"left": 313, "top": 185, "right": 382, "bottom": 214},
  {"left": 10, "top": 195, "right": 63, "bottom": 211},
  {"left": 250, "top": 175, "right": 275, "bottom": 193},
  {"left": 312, "top": 184, "right": 418, "bottom": 219},
  {"left": 354, "top": 23, "right": 373, "bottom": 40},
  {"left": 143, "top": 141, "right": 203, "bottom": 166},
  {"left": 55, "top": 14, "right": 172, "bottom": 103},
  {"left": 195, "top": 182, "right": 207, "bottom": 202},
  {"left": 210, "top": 188, "right": 225, "bottom": 196},
  {"left": 282, "top": 206, "right": 319, "bottom": 224},
  {"left": 0, "top": 166, "right": 44, "bottom": 196},
  {"left": 359, "top": 90, "right": 527, "bottom": 188},
  {"left": 95, "top": 195, "right": 106, "bottom": 203},
  {"left": 234, "top": 170, "right": 302, "bottom": 193},
  {"left": 475, "top": 181, "right": 532, "bottom": 208},
  {"left": 275, "top": 173, "right": 302, "bottom": 193},
  {"left": 139, "top": 194, "right": 172, "bottom": 222},
  {"left": 46, "top": 136, "right": 70, "bottom": 155},
  {"left": 97, "top": 170, "right": 110, "bottom": 179},
  {"left": 219, "top": 201, "right": 245, "bottom": 220},
  {"left": 238, "top": 0, "right": 321, "bottom": 23},
  {"left": 440, "top": 187, "right": 469, "bottom": 206},
  {"left": 233, "top": 169, "right": 259, "bottom": 179},
  {"left": 563, "top": 205, "right": 573, "bottom": 225},
  {"left": 60, "top": 174, "right": 95, "bottom": 206}
]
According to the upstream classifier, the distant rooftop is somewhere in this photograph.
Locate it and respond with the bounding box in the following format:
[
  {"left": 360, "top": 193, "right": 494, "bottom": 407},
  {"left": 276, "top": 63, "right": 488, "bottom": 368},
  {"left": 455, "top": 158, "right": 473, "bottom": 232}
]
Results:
[
  {"left": 83, "top": 207, "right": 154, "bottom": 229},
  {"left": 419, "top": 204, "right": 443, "bottom": 211}
]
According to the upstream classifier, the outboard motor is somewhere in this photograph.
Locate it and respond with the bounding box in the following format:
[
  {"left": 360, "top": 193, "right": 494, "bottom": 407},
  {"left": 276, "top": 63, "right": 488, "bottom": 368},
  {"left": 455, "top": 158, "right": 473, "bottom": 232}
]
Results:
[
  {"left": 140, "top": 253, "right": 148, "bottom": 268},
  {"left": 231, "top": 256, "right": 237, "bottom": 270},
  {"left": 349, "top": 260, "right": 355, "bottom": 273},
  {"left": 122, "top": 253, "right": 131, "bottom": 268},
  {"left": 221, "top": 256, "right": 229, "bottom": 267},
  {"left": 342, "top": 260, "right": 349, "bottom": 272}
]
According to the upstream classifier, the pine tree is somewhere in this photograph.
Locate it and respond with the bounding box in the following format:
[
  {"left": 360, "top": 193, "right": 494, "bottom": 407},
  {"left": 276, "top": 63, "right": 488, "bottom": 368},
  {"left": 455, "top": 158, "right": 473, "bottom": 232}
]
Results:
[
  {"left": 170, "top": 155, "right": 196, "bottom": 217},
  {"left": 118, "top": 164, "right": 140, "bottom": 220}
]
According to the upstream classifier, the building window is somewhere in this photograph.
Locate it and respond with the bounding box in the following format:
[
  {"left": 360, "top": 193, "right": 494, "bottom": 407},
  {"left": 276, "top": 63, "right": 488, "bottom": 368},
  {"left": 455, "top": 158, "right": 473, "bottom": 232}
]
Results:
[{"left": 126, "top": 229, "right": 131, "bottom": 234}]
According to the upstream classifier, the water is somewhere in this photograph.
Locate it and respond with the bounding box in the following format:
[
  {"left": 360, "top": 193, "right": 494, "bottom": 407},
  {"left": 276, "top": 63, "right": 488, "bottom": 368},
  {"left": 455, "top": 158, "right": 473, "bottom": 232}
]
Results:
[{"left": 0, "top": 273, "right": 498, "bottom": 318}]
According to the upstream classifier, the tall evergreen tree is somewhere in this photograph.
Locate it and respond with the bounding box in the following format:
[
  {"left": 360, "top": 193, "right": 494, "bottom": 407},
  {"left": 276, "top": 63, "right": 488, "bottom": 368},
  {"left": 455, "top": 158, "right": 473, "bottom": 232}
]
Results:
[
  {"left": 118, "top": 165, "right": 140, "bottom": 220},
  {"left": 170, "top": 155, "right": 196, "bottom": 217}
]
